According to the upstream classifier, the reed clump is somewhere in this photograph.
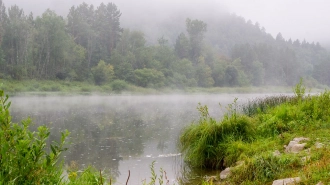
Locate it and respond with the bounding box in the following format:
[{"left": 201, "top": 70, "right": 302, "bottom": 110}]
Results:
[
  {"left": 240, "top": 95, "right": 297, "bottom": 116},
  {"left": 179, "top": 103, "right": 256, "bottom": 169}
]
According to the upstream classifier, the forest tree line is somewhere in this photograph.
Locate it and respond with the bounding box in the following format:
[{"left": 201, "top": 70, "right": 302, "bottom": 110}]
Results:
[{"left": 0, "top": 0, "right": 329, "bottom": 88}]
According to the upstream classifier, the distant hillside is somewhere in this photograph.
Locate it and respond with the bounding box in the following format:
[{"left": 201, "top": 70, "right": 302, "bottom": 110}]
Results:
[{"left": 146, "top": 12, "right": 329, "bottom": 86}]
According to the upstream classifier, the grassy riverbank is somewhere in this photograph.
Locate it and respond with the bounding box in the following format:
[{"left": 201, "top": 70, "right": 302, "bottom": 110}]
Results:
[
  {"left": 0, "top": 79, "right": 327, "bottom": 96},
  {"left": 180, "top": 81, "right": 330, "bottom": 184}
]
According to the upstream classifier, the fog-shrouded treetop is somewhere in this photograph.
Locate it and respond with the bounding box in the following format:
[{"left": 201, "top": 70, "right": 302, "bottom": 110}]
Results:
[
  {"left": 0, "top": 0, "right": 329, "bottom": 89},
  {"left": 3, "top": 0, "right": 330, "bottom": 47}
]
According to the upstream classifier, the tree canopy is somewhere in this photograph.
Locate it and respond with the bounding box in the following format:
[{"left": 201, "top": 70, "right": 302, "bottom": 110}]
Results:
[{"left": 0, "top": 1, "right": 329, "bottom": 88}]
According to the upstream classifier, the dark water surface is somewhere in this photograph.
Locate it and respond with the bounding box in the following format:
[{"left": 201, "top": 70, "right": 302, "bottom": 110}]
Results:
[{"left": 10, "top": 94, "right": 268, "bottom": 184}]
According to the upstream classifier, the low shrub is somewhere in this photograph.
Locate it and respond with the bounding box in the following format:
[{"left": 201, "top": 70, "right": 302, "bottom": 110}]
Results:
[
  {"left": 230, "top": 153, "right": 302, "bottom": 184},
  {"left": 51, "top": 84, "right": 62, "bottom": 92},
  {"left": 41, "top": 85, "right": 51, "bottom": 91},
  {"left": 111, "top": 79, "right": 128, "bottom": 92},
  {"left": 0, "top": 90, "right": 69, "bottom": 184},
  {"left": 80, "top": 86, "right": 92, "bottom": 92}
]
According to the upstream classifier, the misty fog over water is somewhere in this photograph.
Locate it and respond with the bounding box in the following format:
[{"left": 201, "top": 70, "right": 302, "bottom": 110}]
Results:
[{"left": 10, "top": 94, "right": 273, "bottom": 183}]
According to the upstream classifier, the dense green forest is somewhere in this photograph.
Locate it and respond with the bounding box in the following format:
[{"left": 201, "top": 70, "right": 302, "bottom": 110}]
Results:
[{"left": 0, "top": 0, "right": 329, "bottom": 89}]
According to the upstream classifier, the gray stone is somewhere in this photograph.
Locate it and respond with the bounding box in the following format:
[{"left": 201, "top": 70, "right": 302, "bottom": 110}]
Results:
[
  {"left": 315, "top": 142, "right": 324, "bottom": 149},
  {"left": 272, "top": 177, "right": 301, "bottom": 185},
  {"left": 285, "top": 142, "right": 306, "bottom": 153},
  {"left": 293, "top": 137, "right": 310, "bottom": 142},
  {"left": 220, "top": 167, "right": 231, "bottom": 180},
  {"left": 273, "top": 150, "right": 281, "bottom": 156},
  {"left": 285, "top": 137, "right": 310, "bottom": 153},
  {"left": 301, "top": 155, "right": 311, "bottom": 163}
]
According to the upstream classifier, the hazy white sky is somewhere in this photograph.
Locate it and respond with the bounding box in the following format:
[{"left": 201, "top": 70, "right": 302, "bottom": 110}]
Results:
[
  {"left": 222, "top": 0, "right": 330, "bottom": 44},
  {"left": 3, "top": 0, "right": 330, "bottom": 45}
]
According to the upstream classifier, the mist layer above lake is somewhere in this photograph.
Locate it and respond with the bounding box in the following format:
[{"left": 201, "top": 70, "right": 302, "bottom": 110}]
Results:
[{"left": 9, "top": 94, "right": 284, "bottom": 183}]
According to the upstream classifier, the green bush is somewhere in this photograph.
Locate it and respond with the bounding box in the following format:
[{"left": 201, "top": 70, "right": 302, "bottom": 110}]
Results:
[
  {"left": 41, "top": 85, "right": 51, "bottom": 91},
  {"left": 32, "top": 81, "right": 40, "bottom": 89},
  {"left": 0, "top": 90, "right": 69, "bottom": 184},
  {"left": 230, "top": 153, "right": 302, "bottom": 184},
  {"left": 92, "top": 60, "right": 115, "bottom": 85},
  {"left": 134, "top": 68, "right": 165, "bottom": 88},
  {"left": 110, "top": 79, "right": 128, "bottom": 92},
  {"left": 80, "top": 86, "right": 92, "bottom": 92},
  {"left": 51, "top": 84, "right": 62, "bottom": 92},
  {"left": 0, "top": 89, "right": 113, "bottom": 184}
]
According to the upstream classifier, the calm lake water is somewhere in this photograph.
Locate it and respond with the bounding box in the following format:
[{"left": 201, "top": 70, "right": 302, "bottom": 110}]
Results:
[{"left": 10, "top": 94, "right": 272, "bottom": 184}]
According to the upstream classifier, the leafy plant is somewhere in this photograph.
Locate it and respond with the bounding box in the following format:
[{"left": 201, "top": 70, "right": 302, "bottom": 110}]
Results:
[
  {"left": 293, "top": 78, "right": 306, "bottom": 100},
  {"left": 0, "top": 89, "right": 114, "bottom": 184},
  {"left": 0, "top": 89, "right": 69, "bottom": 184},
  {"left": 142, "top": 161, "right": 171, "bottom": 185},
  {"left": 110, "top": 79, "right": 129, "bottom": 92}
]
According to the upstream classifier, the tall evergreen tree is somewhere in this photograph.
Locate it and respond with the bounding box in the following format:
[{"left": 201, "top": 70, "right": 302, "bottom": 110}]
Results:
[
  {"left": 175, "top": 32, "right": 189, "bottom": 59},
  {"left": 67, "top": 3, "right": 96, "bottom": 68},
  {"left": 186, "top": 18, "right": 207, "bottom": 62},
  {"left": 94, "top": 3, "right": 122, "bottom": 64}
]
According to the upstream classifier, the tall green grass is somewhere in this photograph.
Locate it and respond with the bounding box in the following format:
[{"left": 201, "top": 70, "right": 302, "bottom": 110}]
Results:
[
  {"left": 1, "top": 78, "right": 325, "bottom": 96},
  {"left": 240, "top": 95, "right": 296, "bottom": 116},
  {"left": 179, "top": 104, "right": 256, "bottom": 169},
  {"left": 180, "top": 80, "right": 330, "bottom": 184}
]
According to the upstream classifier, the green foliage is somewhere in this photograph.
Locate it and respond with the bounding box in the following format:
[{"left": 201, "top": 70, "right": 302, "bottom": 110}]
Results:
[
  {"left": 0, "top": 0, "right": 329, "bottom": 89},
  {"left": 66, "top": 164, "right": 112, "bottom": 185},
  {"left": 179, "top": 103, "right": 255, "bottom": 169},
  {"left": 230, "top": 153, "right": 302, "bottom": 184},
  {"left": 147, "top": 161, "right": 157, "bottom": 185},
  {"left": 186, "top": 18, "right": 207, "bottom": 61},
  {"left": 196, "top": 57, "right": 215, "bottom": 87},
  {"left": 0, "top": 89, "right": 70, "bottom": 184},
  {"left": 251, "top": 61, "right": 265, "bottom": 86},
  {"left": 134, "top": 68, "right": 165, "bottom": 88},
  {"left": 0, "top": 89, "right": 119, "bottom": 184},
  {"left": 91, "top": 60, "right": 115, "bottom": 85},
  {"left": 142, "top": 161, "right": 171, "bottom": 185},
  {"left": 293, "top": 78, "right": 306, "bottom": 100},
  {"left": 33, "top": 10, "right": 74, "bottom": 79},
  {"left": 175, "top": 33, "right": 190, "bottom": 59},
  {"left": 180, "top": 81, "right": 330, "bottom": 183},
  {"left": 110, "top": 79, "right": 128, "bottom": 92},
  {"left": 224, "top": 65, "right": 239, "bottom": 86},
  {"left": 211, "top": 61, "right": 226, "bottom": 87},
  {"left": 171, "top": 58, "right": 195, "bottom": 79},
  {"left": 240, "top": 95, "right": 296, "bottom": 116}
]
